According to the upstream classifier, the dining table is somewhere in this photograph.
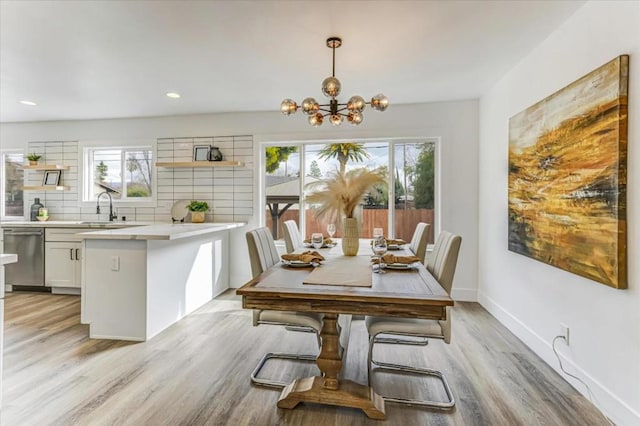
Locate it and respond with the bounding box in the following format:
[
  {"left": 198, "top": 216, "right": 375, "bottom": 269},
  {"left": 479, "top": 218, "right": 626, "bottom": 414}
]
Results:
[{"left": 236, "top": 239, "right": 453, "bottom": 420}]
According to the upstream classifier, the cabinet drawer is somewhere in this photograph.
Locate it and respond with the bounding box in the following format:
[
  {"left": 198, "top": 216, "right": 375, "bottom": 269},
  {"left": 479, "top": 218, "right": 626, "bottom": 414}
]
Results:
[{"left": 45, "top": 228, "right": 92, "bottom": 242}]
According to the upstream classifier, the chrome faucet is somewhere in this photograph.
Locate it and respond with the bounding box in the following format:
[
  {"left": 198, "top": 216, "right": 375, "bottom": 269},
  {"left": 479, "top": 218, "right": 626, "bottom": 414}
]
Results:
[{"left": 96, "top": 191, "right": 117, "bottom": 221}]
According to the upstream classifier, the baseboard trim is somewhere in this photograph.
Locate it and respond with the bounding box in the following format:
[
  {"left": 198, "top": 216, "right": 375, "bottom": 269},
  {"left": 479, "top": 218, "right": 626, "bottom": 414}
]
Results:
[
  {"left": 451, "top": 287, "right": 477, "bottom": 301},
  {"left": 478, "top": 291, "right": 640, "bottom": 426},
  {"left": 51, "top": 287, "right": 81, "bottom": 295}
]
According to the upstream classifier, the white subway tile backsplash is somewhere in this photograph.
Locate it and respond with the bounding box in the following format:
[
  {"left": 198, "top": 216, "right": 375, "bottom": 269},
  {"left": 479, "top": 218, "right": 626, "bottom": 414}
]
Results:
[{"left": 26, "top": 136, "right": 254, "bottom": 223}]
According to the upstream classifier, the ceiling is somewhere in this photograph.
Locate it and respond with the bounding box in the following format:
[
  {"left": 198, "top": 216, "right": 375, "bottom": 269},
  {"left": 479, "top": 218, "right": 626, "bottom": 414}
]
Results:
[{"left": 0, "top": 0, "right": 584, "bottom": 123}]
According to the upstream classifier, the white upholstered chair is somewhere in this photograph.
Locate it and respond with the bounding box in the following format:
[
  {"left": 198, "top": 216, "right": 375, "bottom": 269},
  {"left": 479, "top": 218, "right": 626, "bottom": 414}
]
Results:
[
  {"left": 246, "top": 227, "right": 322, "bottom": 388},
  {"left": 365, "top": 230, "right": 462, "bottom": 408},
  {"left": 408, "top": 222, "right": 430, "bottom": 264},
  {"left": 282, "top": 220, "right": 303, "bottom": 254}
]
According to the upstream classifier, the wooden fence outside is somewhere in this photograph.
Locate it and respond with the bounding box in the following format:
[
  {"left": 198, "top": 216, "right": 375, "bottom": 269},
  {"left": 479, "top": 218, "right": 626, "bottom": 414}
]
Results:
[{"left": 267, "top": 209, "right": 435, "bottom": 244}]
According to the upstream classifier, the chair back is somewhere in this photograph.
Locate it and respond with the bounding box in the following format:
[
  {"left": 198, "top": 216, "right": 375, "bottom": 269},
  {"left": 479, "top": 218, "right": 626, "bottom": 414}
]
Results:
[
  {"left": 409, "top": 222, "right": 430, "bottom": 264},
  {"left": 282, "top": 220, "right": 303, "bottom": 254},
  {"left": 246, "top": 227, "right": 280, "bottom": 278},
  {"left": 427, "top": 231, "right": 462, "bottom": 295}
]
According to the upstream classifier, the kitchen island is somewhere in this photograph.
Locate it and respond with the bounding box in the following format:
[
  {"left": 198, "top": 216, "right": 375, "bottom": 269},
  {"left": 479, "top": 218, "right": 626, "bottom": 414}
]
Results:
[{"left": 79, "top": 222, "right": 245, "bottom": 341}]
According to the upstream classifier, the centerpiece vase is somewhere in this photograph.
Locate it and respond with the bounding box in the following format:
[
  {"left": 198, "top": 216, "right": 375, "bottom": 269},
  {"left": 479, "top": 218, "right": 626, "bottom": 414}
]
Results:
[{"left": 342, "top": 217, "right": 360, "bottom": 256}]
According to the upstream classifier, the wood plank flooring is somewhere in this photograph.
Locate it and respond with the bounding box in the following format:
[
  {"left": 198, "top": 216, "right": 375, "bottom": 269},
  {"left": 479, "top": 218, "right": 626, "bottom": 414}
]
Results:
[{"left": 2, "top": 292, "right": 608, "bottom": 425}]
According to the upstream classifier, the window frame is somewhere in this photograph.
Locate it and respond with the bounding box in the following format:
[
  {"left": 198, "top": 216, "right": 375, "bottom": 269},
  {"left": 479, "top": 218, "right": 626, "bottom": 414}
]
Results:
[
  {"left": 259, "top": 137, "right": 440, "bottom": 243},
  {"left": 0, "top": 149, "right": 26, "bottom": 221},
  {"left": 80, "top": 143, "right": 156, "bottom": 208}
]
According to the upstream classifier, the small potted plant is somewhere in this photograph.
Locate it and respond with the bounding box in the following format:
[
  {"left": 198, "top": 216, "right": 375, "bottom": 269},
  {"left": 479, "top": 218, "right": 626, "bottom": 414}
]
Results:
[
  {"left": 187, "top": 200, "right": 209, "bottom": 223},
  {"left": 27, "top": 153, "right": 42, "bottom": 166}
]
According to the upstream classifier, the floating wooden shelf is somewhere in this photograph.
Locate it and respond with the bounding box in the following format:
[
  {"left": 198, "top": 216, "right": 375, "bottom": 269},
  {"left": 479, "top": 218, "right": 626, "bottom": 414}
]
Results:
[
  {"left": 20, "top": 164, "right": 70, "bottom": 170},
  {"left": 155, "top": 161, "right": 243, "bottom": 168},
  {"left": 21, "top": 185, "right": 70, "bottom": 191}
]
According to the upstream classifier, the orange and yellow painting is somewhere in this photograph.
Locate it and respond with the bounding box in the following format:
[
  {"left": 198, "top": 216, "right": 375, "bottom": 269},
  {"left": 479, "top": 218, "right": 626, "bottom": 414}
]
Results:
[{"left": 508, "top": 55, "right": 628, "bottom": 289}]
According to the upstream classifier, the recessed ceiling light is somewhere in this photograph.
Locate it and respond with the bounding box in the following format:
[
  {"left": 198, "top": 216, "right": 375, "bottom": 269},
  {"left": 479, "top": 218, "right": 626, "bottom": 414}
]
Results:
[
  {"left": 166, "top": 92, "right": 181, "bottom": 99},
  {"left": 19, "top": 100, "right": 37, "bottom": 106}
]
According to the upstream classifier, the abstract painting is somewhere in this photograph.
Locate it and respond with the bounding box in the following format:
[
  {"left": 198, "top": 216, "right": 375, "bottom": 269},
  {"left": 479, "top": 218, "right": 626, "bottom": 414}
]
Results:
[{"left": 508, "top": 55, "right": 628, "bottom": 289}]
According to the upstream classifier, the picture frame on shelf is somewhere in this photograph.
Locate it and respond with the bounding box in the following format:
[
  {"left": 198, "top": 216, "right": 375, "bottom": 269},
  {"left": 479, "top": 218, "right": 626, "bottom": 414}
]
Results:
[
  {"left": 193, "top": 145, "right": 210, "bottom": 161},
  {"left": 42, "top": 170, "right": 61, "bottom": 187}
]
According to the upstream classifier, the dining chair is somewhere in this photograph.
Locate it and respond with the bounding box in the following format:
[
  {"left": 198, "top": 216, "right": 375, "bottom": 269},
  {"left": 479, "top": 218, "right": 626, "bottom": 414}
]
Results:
[
  {"left": 245, "top": 227, "right": 322, "bottom": 388},
  {"left": 408, "top": 222, "right": 430, "bottom": 264},
  {"left": 282, "top": 220, "right": 304, "bottom": 254},
  {"left": 365, "top": 230, "right": 462, "bottom": 409}
]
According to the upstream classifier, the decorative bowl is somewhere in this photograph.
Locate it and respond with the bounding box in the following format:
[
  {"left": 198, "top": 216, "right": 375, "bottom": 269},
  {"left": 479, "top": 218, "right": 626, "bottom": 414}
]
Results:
[{"left": 36, "top": 216, "right": 50, "bottom": 221}]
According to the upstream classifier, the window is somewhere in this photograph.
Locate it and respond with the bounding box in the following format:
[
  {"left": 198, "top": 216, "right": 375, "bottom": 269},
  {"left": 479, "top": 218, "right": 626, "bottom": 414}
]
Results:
[
  {"left": 83, "top": 147, "right": 153, "bottom": 202},
  {"left": 262, "top": 140, "right": 436, "bottom": 244},
  {"left": 1, "top": 151, "right": 25, "bottom": 220}
]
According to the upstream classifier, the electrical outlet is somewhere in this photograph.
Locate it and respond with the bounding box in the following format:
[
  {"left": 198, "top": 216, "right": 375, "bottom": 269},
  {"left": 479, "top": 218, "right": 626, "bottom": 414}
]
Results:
[
  {"left": 110, "top": 256, "right": 120, "bottom": 272},
  {"left": 559, "top": 323, "right": 570, "bottom": 345}
]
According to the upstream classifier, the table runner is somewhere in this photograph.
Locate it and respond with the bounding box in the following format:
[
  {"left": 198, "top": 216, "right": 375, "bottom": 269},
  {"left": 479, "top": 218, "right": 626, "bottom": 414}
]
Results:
[{"left": 303, "top": 255, "right": 373, "bottom": 287}]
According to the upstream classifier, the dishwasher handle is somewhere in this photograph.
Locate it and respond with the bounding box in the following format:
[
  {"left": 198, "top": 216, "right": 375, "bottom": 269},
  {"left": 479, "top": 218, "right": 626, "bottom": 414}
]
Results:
[{"left": 3, "top": 231, "right": 44, "bottom": 236}]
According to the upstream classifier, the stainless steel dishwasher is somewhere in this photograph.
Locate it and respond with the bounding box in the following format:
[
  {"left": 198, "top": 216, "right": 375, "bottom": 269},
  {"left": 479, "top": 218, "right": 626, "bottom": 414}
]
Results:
[{"left": 3, "top": 227, "right": 46, "bottom": 289}]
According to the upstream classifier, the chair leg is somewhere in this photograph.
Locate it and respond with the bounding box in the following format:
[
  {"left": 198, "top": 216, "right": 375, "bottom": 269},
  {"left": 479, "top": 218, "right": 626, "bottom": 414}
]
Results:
[
  {"left": 367, "top": 333, "right": 455, "bottom": 409},
  {"left": 284, "top": 325, "right": 315, "bottom": 333},
  {"left": 251, "top": 352, "right": 318, "bottom": 389},
  {"left": 374, "top": 335, "right": 429, "bottom": 346}
]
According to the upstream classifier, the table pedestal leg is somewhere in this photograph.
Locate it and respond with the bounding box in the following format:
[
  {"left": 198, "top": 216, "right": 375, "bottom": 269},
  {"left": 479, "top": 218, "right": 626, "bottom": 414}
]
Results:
[{"left": 277, "top": 314, "right": 386, "bottom": 420}]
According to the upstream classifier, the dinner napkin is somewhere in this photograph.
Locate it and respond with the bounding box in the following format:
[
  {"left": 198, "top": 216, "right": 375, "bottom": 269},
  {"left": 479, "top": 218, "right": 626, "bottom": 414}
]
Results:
[
  {"left": 385, "top": 238, "right": 406, "bottom": 245},
  {"left": 369, "top": 238, "right": 407, "bottom": 246},
  {"left": 281, "top": 251, "right": 325, "bottom": 263},
  {"left": 303, "top": 238, "right": 334, "bottom": 245},
  {"left": 372, "top": 254, "right": 420, "bottom": 264}
]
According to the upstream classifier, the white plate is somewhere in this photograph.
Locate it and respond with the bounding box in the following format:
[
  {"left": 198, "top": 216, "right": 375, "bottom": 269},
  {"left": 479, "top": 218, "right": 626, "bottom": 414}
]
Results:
[
  {"left": 384, "top": 263, "right": 418, "bottom": 270},
  {"left": 282, "top": 260, "right": 315, "bottom": 268},
  {"left": 171, "top": 199, "right": 190, "bottom": 222},
  {"left": 387, "top": 244, "right": 404, "bottom": 250},
  {"left": 303, "top": 243, "right": 337, "bottom": 249}
]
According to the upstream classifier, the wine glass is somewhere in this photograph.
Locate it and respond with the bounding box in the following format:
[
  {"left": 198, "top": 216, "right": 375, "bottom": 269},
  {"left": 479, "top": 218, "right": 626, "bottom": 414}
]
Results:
[
  {"left": 371, "top": 235, "right": 388, "bottom": 274},
  {"left": 326, "top": 223, "right": 336, "bottom": 239},
  {"left": 373, "top": 227, "right": 384, "bottom": 239},
  {"left": 311, "top": 233, "right": 324, "bottom": 250}
]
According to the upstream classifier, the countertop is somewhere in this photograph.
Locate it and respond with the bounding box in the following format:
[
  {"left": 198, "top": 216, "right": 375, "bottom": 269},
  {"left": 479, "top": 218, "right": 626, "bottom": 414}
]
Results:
[
  {"left": 0, "top": 221, "right": 151, "bottom": 229},
  {"left": 77, "top": 222, "right": 246, "bottom": 241},
  {"left": 1, "top": 254, "right": 18, "bottom": 265}
]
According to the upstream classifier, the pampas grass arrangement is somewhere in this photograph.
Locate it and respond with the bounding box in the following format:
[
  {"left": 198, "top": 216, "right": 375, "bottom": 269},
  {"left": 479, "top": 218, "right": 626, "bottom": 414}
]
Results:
[{"left": 305, "top": 168, "right": 386, "bottom": 222}]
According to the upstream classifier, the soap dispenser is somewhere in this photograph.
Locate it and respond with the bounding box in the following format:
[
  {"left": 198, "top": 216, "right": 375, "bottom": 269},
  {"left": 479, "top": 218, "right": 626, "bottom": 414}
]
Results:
[{"left": 30, "top": 198, "right": 44, "bottom": 221}]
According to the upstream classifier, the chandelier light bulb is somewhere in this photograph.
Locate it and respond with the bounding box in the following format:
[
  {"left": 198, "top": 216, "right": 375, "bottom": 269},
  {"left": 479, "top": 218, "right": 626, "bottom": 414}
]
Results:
[
  {"left": 322, "top": 76, "right": 341, "bottom": 98},
  {"left": 308, "top": 113, "right": 324, "bottom": 127},
  {"left": 347, "top": 111, "right": 363, "bottom": 125},
  {"left": 280, "top": 99, "right": 298, "bottom": 115},
  {"left": 302, "top": 97, "right": 319, "bottom": 115},
  {"left": 329, "top": 114, "right": 343, "bottom": 126},
  {"left": 371, "top": 93, "right": 389, "bottom": 112},
  {"left": 347, "top": 95, "right": 366, "bottom": 112},
  {"left": 280, "top": 37, "right": 388, "bottom": 128}
]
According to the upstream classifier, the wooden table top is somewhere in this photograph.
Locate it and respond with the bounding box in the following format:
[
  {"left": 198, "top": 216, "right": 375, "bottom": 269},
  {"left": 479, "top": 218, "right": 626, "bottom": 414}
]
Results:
[{"left": 237, "top": 243, "right": 453, "bottom": 320}]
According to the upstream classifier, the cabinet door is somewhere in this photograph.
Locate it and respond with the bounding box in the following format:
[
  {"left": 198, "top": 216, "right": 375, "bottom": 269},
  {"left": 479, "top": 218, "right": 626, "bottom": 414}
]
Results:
[{"left": 45, "top": 242, "right": 80, "bottom": 288}]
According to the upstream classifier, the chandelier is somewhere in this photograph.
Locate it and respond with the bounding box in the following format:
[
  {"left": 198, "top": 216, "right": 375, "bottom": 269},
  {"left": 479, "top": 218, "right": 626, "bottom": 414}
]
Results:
[{"left": 280, "top": 37, "right": 388, "bottom": 127}]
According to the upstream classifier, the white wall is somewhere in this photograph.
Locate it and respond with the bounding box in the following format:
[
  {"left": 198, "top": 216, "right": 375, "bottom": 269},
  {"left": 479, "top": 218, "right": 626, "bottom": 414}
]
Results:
[
  {"left": 478, "top": 1, "right": 639, "bottom": 424},
  {"left": 1, "top": 100, "right": 479, "bottom": 298}
]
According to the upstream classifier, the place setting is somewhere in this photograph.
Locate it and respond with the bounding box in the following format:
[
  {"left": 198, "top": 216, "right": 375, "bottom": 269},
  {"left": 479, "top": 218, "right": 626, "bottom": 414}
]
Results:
[
  {"left": 302, "top": 225, "right": 338, "bottom": 249},
  {"left": 371, "top": 234, "right": 420, "bottom": 272},
  {"left": 281, "top": 250, "right": 325, "bottom": 268}
]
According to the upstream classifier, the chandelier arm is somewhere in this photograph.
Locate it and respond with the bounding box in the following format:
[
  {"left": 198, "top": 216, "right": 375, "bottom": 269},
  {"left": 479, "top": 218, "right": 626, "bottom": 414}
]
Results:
[{"left": 317, "top": 107, "right": 333, "bottom": 114}]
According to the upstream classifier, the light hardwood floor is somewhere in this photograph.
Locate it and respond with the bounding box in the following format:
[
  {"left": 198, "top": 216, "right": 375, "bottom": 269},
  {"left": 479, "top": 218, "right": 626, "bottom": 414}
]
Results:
[{"left": 2, "top": 292, "right": 608, "bottom": 425}]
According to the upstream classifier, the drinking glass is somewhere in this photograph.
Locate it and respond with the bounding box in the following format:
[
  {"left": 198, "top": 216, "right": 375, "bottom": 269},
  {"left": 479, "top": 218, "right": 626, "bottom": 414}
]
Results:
[
  {"left": 373, "top": 227, "right": 384, "bottom": 239},
  {"left": 311, "top": 233, "right": 324, "bottom": 250},
  {"left": 371, "top": 235, "right": 388, "bottom": 274},
  {"left": 326, "top": 223, "right": 336, "bottom": 239}
]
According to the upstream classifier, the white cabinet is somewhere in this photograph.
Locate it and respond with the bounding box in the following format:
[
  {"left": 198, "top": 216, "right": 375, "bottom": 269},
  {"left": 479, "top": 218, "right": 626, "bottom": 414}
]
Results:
[
  {"left": 45, "top": 242, "right": 81, "bottom": 288},
  {"left": 45, "top": 228, "right": 88, "bottom": 292}
]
